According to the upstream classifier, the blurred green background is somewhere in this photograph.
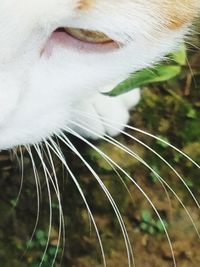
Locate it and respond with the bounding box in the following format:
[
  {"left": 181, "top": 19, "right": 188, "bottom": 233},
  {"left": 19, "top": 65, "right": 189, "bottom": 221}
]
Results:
[{"left": 0, "top": 24, "right": 200, "bottom": 267}]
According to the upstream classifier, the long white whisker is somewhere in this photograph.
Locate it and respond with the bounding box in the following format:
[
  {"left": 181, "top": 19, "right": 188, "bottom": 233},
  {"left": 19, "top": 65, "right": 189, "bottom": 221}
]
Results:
[
  {"left": 67, "top": 119, "right": 200, "bottom": 239},
  {"left": 44, "top": 140, "right": 66, "bottom": 266},
  {"left": 24, "top": 145, "right": 41, "bottom": 253},
  {"left": 46, "top": 139, "right": 107, "bottom": 267},
  {"left": 62, "top": 125, "right": 177, "bottom": 267},
  {"left": 105, "top": 134, "right": 200, "bottom": 238},
  {"left": 70, "top": 108, "right": 200, "bottom": 169},
  {"left": 12, "top": 147, "right": 22, "bottom": 170},
  {"left": 70, "top": 109, "right": 200, "bottom": 209},
  {"left": 57, "top": 131, "right": 135, "bottom": 267},
  {"left": 34, "top": 144, "right": 53, "bottom": 267},
  {"left": 15, "top": 146, "right": 25, "bottom": 204},
  {"left": 67, "top": 119, "right": 172, "bottom": 201}
]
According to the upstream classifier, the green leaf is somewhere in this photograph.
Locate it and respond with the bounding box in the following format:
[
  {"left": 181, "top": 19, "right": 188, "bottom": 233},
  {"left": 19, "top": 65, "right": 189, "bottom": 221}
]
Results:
[
  {"left": 48, "top": 247, "right": 58, "bottom": 256},
  {"left": 26, "top": 240, "right": 35, "bottom": 249},
  {"left": 36, "top": 230, "right": 45, "bottom": 241},
  {"left": 156, "top": 220, "right": 168, "bottom": 233},
  {"left": 156, "top": 135, "right": 170, "bottom": 148},
  {"left": 141, "top": 210, "right": 152, "bottom": 223},
  {"left": 105, "top": 65, "right": 181, "bottom": 97},
  {"left": 148, "top": 226, "right": 156, "bottom": 235},
  {"left": 10, "top": 198, "right": 18, "bottom": 208},
  {"left": 186, "top": 108, "right": 197, "bottom": 119},
  {"left": 170, "top": 45, "right": 187, "bottom": 65},
  {"left": 140, "top": 222, "right": 148, "bottom": 231}
]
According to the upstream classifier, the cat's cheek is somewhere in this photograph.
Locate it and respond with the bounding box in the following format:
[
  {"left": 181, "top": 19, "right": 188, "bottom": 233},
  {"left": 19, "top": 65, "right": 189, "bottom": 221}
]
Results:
[{"left": 0, "top": 74, "right": 20, "bottom": 125}]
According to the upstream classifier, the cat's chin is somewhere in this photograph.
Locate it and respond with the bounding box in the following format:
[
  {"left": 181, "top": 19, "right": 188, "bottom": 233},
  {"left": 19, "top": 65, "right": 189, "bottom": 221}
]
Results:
[{"left": 42, "top": 28, "right": 120, "bottom": 57}]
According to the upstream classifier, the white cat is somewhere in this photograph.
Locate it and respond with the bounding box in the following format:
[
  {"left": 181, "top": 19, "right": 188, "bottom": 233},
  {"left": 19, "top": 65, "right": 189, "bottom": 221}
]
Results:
[
  {"left": 0, "top": 2, "right": 200, "bottom": 267},
  {"left": 0, "top": 0, "right": 199, "bottom": 150}
]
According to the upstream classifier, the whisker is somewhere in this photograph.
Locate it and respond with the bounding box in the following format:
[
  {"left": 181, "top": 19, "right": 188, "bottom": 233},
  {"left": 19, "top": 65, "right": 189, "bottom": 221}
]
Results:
[
  {"left": 57, "top": 131, "right": 135, "bottom": 267},
  {"left": 24, "top": 145, "right": 41, "bottom": 254},
  {"left": 34, "top": 144, "right": 53, "bottom": 267},
  {"left": 14, "top": 146, "right": 25, "bottom": 205},
  {"left": 44, "top": 140, "right": 66, "bottom": 266},
  {"left": 12, "top": 146, "right": 22, "bottom": 170},
  {"left": 61, "top": 125, "right": 177, "bottom": 267},
  {"left": 70, "top": 109, "right": 200, "bottom": 208},
  {"left": 70, "top": 108, "right": 200, "bottom": 169},
  {"left": 106, "top": 133, "right": 200, "bottom": 238},
  {"left": 46, "top": 139, "right": 107, "bottom": 267},
  {"left": 66, "top": 117, "right": 171, "bottom": 203},
  {"left": 67, "top": 114, "right": 200, "bottom": 238}
]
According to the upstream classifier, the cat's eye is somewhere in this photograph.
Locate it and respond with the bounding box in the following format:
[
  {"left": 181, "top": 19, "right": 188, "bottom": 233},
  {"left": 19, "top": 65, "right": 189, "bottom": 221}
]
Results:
[{"left": 64, "top": 27, "right": 113, "bottom": 44}]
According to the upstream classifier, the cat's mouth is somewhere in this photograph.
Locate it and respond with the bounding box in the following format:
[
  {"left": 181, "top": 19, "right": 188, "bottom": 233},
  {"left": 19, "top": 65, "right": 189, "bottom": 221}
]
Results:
[
  {"left": 42, "top": 27, "right": 120, "bottom": 56},
  {"left": 64, "top": 27, "right": 113, "bottom": 44}
]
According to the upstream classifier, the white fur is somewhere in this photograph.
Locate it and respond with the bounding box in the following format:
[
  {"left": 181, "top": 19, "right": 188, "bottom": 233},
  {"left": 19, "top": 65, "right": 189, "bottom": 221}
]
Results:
[{"left": 0, "top": 0, "right": 192, "bottom": 149}]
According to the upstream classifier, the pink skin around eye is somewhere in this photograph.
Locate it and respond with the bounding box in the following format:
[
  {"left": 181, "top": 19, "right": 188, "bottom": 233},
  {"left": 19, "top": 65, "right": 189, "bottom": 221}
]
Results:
[{"left": 42, "top": 30, "right": 119, "bottom": 57}]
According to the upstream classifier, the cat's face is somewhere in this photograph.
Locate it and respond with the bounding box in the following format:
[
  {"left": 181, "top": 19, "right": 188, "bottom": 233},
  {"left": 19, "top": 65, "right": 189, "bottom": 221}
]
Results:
[{"left": 0, "top": 0, "right": 198, "bottom": 149}]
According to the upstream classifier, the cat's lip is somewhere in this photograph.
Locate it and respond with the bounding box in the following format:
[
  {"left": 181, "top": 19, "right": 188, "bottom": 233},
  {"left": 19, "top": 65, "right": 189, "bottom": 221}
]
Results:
[
  {"left": 42, "top": 28, "right": 120, "bottom": 56},
  {"left": 64, "top": 27, "right": 113, "bottom": 44}
]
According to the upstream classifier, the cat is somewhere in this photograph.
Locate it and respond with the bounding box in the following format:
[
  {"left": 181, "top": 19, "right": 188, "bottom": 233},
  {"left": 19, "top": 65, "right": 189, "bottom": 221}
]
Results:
[
  {"left": 0, "top": 0, "right": 199, "bottom": 266},
  {"left": 0, "top": 0, "right": 199, "bottom": 150}
]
